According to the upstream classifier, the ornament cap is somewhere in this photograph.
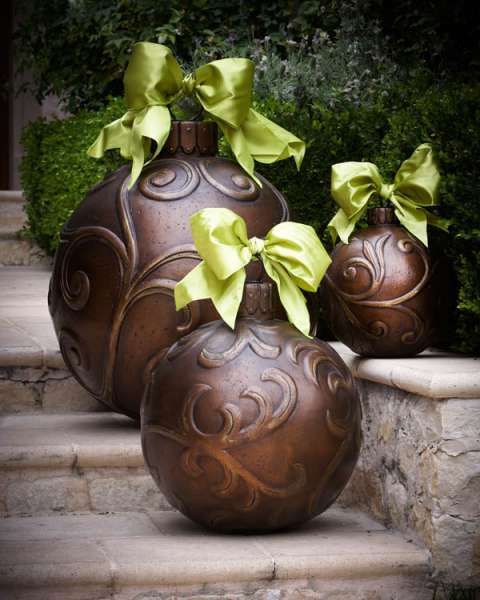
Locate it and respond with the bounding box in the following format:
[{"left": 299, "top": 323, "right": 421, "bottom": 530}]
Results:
[
  {"left": 160, "top": 121, "right": 218, "bottom": 157},
  {"left": 367, "top": 207, "right": 398, "bottom": 226},
  {"left": 238, "top": 282, "right": 278, "bottom": 321}
]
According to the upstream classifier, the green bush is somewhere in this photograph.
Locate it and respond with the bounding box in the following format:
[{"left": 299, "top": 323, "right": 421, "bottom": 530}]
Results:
[
  {"left": 21, "top": 76, "right": 480, "bottom": 353},
  {"left": 14, "top": 0, "right": 345, "bottom": 112},
  {"left": 253, "top": 79, "right": 480, "bottom": 353},
  {"left": 14, "top": 0, "right": 479, "bottom": 113},
  {"left": 20, "top": 97, "right": 126, "bottom": 255}
]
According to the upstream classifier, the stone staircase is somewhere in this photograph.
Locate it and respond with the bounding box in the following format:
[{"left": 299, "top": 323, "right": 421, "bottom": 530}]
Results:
[
  {"left": 0, "top": 266, "right": 478, "bottom": 598},
  {"left": 0, "top": 192, "right": 49, "bottom": 267},
  {"left": 0, "top": 267, "right": 434, "bottom": 599}
]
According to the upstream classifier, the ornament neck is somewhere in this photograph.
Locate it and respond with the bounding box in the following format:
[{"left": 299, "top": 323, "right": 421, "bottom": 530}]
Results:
[
  {"left": 238, "top": 282, "right": 277, "bottom": 321},
  {"left": 160, "top": 121, "right": 218, "bottom": 157},
  {"left": 367, "top": 207, "right": 398, "bottom": 226}
]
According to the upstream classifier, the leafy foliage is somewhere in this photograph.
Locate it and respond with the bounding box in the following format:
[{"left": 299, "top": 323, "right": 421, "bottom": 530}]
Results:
[
  {"left": 17, "top": 0, "right": 480, "bottom": 353},
  {"left": 20, "top": 97, "right": 125, "bottom": 254},
  {"left": 14, "top": 0, "right": 341, "bottom": 112},
  {"left": 14, "top": 0, "right": 479, "bottom": 113},
  {"left": 253, "top": 79, "right": 480, "bottom": 353},
  {"left": 21, "top": 77, "right": 480, "bottom": 353}
]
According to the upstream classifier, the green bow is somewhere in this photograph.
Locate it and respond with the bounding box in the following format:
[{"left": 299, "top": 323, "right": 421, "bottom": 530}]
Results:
[
  {"left": 174, "top": 208, "right": 331, "bottom": 337},
  {"left": 327, "top": 143, "right": 449, "bottom": 246},
  {"left": 88, "top": 42, "right": 305, "bottom": 188}
]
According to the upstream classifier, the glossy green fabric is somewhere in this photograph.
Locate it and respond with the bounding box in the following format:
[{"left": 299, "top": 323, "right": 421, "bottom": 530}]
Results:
[
  {"left": 327, "top": 144, "right": 449, "bottom": 246},
  {"left": 174, "top": 208, "right": 331, "bottom": 336},
  {"left": 88, "top": 42, "right": 305, "bottom": 188}
]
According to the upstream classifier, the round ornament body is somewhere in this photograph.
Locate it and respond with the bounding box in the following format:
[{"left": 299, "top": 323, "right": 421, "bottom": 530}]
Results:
[
  {"left": 48, "top": 121, "right": 289, "bottom": 418},
  {"left": 141, "top": 285, "right": 361, "bottom": 532},
  {"left": 321, "top": 208, "right": 445, "bottom": 357}
]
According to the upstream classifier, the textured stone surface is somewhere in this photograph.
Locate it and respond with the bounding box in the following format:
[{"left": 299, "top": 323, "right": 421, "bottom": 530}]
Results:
[
  {"left": 0, "top": 191, "right": 27, "bottom": 235},
  {"left": 0, "top": 508, "right": 430, "bottom": 600},
  {"left": 0, "top": 266, "right": 478, "bottom": 590},
  {"left": 0, "top": 193, "right": 50, "bottom": 267},
  {"left": 0, "top": 413, "right": 168, "bottom": 515},
  {"left": 0, "top": 238, "right": 50, "bottom": 267},
  {"left": 339, "top": 380, "right": 480, "bottom": 586},
  {"left": 0, "top": 268, "right": 61, "bottom": 369},
  {"left": 332, "top": 342, "right": 480, "bottom": 399},
  {"left": 0, "top": 366, "right": 103, "bottom": 414}
]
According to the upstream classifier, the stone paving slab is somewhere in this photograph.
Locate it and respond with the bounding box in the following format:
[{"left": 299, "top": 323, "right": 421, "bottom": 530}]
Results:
[
  {"left": 332, "top": 343, "right": 480, "bottom": 399},
  {"left": 0, "top": 267, "right": 59, "bottom": 368},
  {"left": 0, "top": 191, "right": 26, "bottom": 238},
  {"left": 0, "top": 195, "right": 50, "bottom": 266},
  {"left": 0, "top": 508, "right": 430, "bottom": 599}
]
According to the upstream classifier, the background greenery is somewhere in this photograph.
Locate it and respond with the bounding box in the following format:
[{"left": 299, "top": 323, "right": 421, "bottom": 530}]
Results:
[{"left": 16, "top": 0, "right": 480, "bottom": 353}]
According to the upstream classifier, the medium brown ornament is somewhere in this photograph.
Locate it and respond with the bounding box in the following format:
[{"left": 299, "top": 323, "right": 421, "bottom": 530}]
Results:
[
  {"left": 321, "top": 207, "right": 445, "bottom": 357},
  {"left": 48, "top": 121, "right": 289, "bottom": 418},
  {"left": 141, "top": 282, "right": 361, "bottom": 532}
]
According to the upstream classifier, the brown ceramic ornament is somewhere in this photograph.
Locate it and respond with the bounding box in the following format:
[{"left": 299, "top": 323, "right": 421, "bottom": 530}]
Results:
[
  {"left": 321, "top": 207, "right": 444, "bottom": 357},
  {"left": 48, "top": 121, "right": 289, "bottom": 418},
  {"left": 141, "top": 282, "right": 361, "bottom": 532}
]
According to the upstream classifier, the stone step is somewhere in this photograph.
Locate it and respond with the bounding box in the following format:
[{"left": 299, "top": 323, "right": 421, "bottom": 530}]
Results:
[
  {"left": 0, "top": 507, "right": 432, "bottom": 600},
  {"left": 0, "top": 267, "right": 103, "bottom": 414},
  {"left": 1, "top": 267, "right": 479, "bottom": 586},
  {"left": 0, "top": 191, "right": 26, "bottom": 236},
  {"left": 0, "top": 412, "right": 167, "bottom": 516},
  {"left": 0, "top": 192, "right": 50, "bottom": 266}
]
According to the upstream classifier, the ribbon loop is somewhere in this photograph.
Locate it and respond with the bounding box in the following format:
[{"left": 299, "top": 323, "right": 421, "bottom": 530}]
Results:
[
  {"left": 174, "top": 208, "right": 331, "bottom": 336},
  {"left": 88, "top": 42, "right": 305, "bottom": 189},
  {"left": 327, "top": 143, "right": 449, "bottom": 246}
]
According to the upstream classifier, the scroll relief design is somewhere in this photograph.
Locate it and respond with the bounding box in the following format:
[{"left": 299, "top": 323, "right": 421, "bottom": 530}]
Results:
[
  {"left": 198, "top": 320, "right": 282, "bottom": 367},
  {"left": 57, "top": 169, "right": 203, "bottom": 405},
  {"left": 199, "top": 158, "right": 260, "bottom": 201},
  {"left": 144, "top": 368, "right": 306, "bottom": 512},
  {"left": 324, "top": 233, "right": 432, "bottom": 344},
  {"left": 287, "top": 339, "right": 361, "bottom": 514}
]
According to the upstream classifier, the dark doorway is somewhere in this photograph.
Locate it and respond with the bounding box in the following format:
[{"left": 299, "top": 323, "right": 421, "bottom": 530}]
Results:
[{"left": 0, "top": 0, "right": 12, "bottom": 189}]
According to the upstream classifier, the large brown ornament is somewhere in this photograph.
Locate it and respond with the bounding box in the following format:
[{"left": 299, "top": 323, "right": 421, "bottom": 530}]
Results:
[
  {"left": 48, "top": 121, "right": 289, "bottom": 418},
  {"left": 141, "top": 282, "right": 361, "bottom": 532},
  {"left": 321, "top": 207, "right": 444, "bottom": 357}
]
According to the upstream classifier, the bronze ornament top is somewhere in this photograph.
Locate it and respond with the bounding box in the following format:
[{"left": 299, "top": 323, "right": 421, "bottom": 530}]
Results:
[{"left": 160, "top": 121, "right": 219, "bottom": 157}]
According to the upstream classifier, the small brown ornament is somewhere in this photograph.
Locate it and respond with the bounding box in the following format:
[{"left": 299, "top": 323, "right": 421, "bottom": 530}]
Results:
[
  {"left": 48, "top": 121, "right": 289, "bottom": 418},
  {"left": 321, "top": 207, "right": 445, "bottom": 357},
  {"left": 141, "top": 282, "right": 361, "bottom": 532}
]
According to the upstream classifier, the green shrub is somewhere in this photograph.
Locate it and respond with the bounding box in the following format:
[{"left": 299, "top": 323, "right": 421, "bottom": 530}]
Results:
[
  {"left": 21, "top": 76, "right": 480, "bottom": 353},
  {"left": 20, "top": 97, "right": 126, "bottom": 255},
  {"left": 14, "top": 0, "right": 479, "bottom": 113},
  {"left": 253, "top": 79, "right": 480, "bottom": 353},
  {"left": 14, "top": 0, "right": 345, "bottom": 112}
]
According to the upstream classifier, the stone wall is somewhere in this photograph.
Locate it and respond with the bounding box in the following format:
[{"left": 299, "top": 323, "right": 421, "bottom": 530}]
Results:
[
  {"left": 0, "top": 366, "right": 102, "bottom": 414},
  {"left": 339, "top": 380, "right": 480, "bottom": 586}
]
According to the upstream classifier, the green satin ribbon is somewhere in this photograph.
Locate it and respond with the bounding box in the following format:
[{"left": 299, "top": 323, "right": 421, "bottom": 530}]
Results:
[
  {"left": 327, "top": 143, "right": 449, "bottom": 246},
  {"left": 88, "top": 42, "right": 305, "bottom": 188},
  {"left": 174, "top": 208, "right": 331, "bottom": 337}
]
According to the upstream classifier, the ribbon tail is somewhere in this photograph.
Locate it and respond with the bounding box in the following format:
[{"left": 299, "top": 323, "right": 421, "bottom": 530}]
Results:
[
  {"left": 214, "top": 108, "right": 305, "bottom": 187},
  {"left": 262, "top": 257, "right": 311, "bottom": 337},
  {"left": 174, "top": 261, "right": 246, "bottom": 329},
  {"left": 128, "top": 105, "right": 171, "bottom": 189},
  {"left": 87, "top": 114, "right": 133, "bottom": 159},
  {"left": 392, "top": 198, "right": 429, "bottom": 246},
  {"left": 218, "top": 120, "right": 260, "bottom": 186},
  {"left": 327, "top": 207, "right": 365, "bottom": 245},
  {"left": 426, "top": 210, "right": 451, "bottom": 232},
  {"left": 245, "top": 110, "right": 305, "bottom": 169}
]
